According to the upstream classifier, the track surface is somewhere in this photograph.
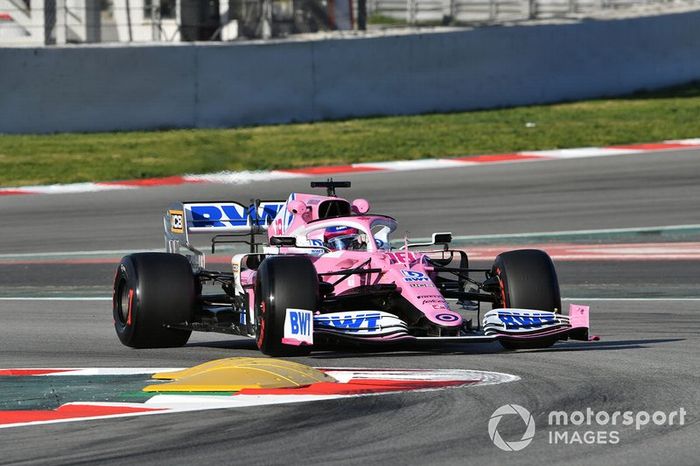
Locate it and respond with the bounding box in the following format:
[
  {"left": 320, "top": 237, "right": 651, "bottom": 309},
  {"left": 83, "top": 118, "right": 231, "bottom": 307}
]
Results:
[
  {"left": 3, "top": 148, "right": 700, "bottom": 253},
  {"left": 1, "top": 150, "right": 699, "bottom": 465}
]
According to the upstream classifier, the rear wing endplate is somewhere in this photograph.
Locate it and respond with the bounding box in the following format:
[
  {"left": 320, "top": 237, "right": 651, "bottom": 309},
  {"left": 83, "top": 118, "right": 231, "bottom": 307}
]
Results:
[{"left": 164, "top": 200, "right": 285, "bottom": 268}]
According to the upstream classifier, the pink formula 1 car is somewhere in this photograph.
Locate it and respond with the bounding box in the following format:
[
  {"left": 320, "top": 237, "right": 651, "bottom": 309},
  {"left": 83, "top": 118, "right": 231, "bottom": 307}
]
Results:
[{"left": 113, "top": 180, "right": 592, "bottom": 355}]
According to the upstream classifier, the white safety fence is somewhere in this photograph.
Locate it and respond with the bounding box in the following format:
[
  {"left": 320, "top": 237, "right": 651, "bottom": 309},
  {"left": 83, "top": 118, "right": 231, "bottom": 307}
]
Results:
[
  {"left": 0, "top": 0, "right": 238, "bottom": 45},
  {"left": 368, "top": 0, "right": 700, "bottom": 23},
  {"left": 3, "top": 0, "right": 700, "bottom": 46},
  {"left": 0, "top": 0, "right": 341, "bottom": 45}
]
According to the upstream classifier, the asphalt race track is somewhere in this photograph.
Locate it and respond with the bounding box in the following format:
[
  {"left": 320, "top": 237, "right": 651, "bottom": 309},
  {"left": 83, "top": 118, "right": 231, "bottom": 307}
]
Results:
[{"left": 1, "top": 149, "right": 699, "bottom": 465}]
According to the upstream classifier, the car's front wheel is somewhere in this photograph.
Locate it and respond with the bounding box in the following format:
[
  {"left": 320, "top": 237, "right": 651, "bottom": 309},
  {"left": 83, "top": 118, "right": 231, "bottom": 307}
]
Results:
[
  {"left": 255, "top": 255, "right": 319, "bottom": 356},
  {"left": 113, "top": 253, "right": 197, "bottom": 348},
  {"left": 491, "top": 249, "right": 561, "bottom": 350}
]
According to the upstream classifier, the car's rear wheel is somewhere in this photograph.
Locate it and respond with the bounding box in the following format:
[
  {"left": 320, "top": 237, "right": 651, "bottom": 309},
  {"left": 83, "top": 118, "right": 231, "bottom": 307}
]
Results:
[
  {"left": 255, "top": 255, "right": 319, "bottom": 356},
  {"left": 491, "top": 249, "right": 561, "bottom": 350},
  {"left": 113, "top": 253, "right": 197, "bottom": 348}
]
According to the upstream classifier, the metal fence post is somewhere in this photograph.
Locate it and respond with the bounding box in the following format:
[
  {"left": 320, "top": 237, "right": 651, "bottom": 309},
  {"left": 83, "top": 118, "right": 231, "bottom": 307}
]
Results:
[
  {"left": 262, "top": 0, "right": 272, "bottom": 38},
  {"left": 358, "top": 0, "right": 367, "bottom": 30},
  {"left": 44, "top": 0, "right": 54, "bottom": 45},
  {"left": 150, "top": 0, "right": 159, "bottom": 40},
  {"left": 525, "top": 0, "right": 536, "bottom": 19},
  {"left": 55, "top": 0, "right": 66, "bottom": 44},
  {"left": 86, "top": 0, "right": 101, "bottom": 43}
]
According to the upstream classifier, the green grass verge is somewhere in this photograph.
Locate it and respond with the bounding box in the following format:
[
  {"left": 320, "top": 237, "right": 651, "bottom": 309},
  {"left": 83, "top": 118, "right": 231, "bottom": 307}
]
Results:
[{"left": 2, "top": 82, "right": 700, "bottom": 186}]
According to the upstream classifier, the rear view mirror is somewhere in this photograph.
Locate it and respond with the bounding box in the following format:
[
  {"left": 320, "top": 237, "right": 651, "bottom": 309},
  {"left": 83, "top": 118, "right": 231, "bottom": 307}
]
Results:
[
  {"left": 432, "top": 232, "right": 452, "bottom": 245},
  {"left": 270, "top": 236, "right": 297, "bottom": 247},
  {"left": 351, "top": 198, "right": 371, "bottom": 214},
  {"left": 287, "top": 200, "right": 307, "bottom": 214}
]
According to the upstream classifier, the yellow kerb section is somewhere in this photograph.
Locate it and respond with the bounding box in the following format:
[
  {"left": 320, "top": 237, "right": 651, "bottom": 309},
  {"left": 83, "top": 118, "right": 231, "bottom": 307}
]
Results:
[{"left": 143, "top": 357, "right": 335, "bottom": 392}]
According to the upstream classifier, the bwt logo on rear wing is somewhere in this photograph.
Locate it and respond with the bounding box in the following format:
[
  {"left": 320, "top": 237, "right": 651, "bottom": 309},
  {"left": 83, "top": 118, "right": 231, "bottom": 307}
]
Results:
[{"left": 164, "top": 201, "right": 286, "bottom": 242}]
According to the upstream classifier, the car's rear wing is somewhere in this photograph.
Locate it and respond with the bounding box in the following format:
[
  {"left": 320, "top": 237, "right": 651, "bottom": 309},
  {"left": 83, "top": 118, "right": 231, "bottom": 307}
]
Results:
[{"left": 164, "top": 200, "right": 285, "bottom": 268}]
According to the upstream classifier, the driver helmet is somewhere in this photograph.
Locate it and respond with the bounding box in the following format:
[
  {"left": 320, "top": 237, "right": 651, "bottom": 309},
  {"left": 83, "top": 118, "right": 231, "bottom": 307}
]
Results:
[{"left": 324, "top": 226, "right": 367, "bottom": 251}]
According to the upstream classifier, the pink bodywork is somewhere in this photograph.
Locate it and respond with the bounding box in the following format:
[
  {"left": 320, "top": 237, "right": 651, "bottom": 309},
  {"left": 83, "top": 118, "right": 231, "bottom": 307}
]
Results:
[{"left": 239, "top": 192, "right": 463, "bottom": 329}]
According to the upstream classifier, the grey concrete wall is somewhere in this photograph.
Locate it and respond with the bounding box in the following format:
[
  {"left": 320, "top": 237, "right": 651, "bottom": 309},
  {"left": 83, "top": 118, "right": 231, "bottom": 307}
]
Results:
[
  {"left": 0, "top": 45, "right": 197, "bottom": 133},
  {"left": 2, "top": 11, "right": 700, "bottom": 134}
]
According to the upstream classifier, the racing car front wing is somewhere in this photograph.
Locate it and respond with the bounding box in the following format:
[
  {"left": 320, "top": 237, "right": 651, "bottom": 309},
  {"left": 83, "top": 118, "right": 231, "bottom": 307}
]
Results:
[{"left": 297, "top": 305, "right": 594, "bottom": 348}]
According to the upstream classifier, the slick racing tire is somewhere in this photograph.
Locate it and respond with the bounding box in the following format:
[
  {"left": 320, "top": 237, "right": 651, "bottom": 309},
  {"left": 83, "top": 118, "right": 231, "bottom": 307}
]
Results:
[
  {"left": 491, "top": 249, "right": 561, "bottom": 350},
  {"left": 113, "top": 253, "right": 197, "bottom": 348},
  {"left": 255, "top": 255, "right": 319, "bottom": 356}
]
